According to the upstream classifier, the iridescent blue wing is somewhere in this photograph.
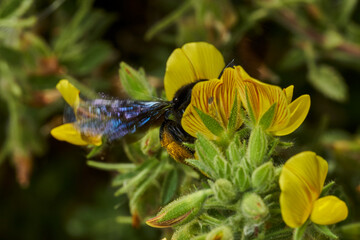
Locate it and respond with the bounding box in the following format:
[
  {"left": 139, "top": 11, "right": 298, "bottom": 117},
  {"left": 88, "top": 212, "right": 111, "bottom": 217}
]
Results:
[{"left": 71, "top": 99, "right": 171, "bottom": 141}]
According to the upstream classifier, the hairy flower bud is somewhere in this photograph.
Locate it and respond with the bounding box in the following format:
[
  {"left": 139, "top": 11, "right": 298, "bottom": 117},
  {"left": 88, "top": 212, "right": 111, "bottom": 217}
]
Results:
[
  {"left": 247, "top": 127, "right": 267, "bottom": 168},
  {"left": 241, "top": 193, "right": 269, "bottom": 223},
  {"left": 206, "top": 226, "right": 233, "bottom": 240},
  {"left": 146, "top": 189, "right": 212, "bottom": 228},
  {"left": 141, "top": 127, "right": 161, "bottom": 156},
  {"left": 212, "top": 179, "right": 236, "bottom": 203},
  {"left": 251, "top": 162, "right": 275, "bottom": 193}
]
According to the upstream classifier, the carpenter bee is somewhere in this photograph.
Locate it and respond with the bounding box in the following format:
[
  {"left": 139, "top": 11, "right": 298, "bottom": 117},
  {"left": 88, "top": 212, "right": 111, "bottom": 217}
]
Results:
[
  {"left": 67, "top": 80, "right": 202, "bottom": 163},
  {"left": 67, "top": 61, "right": 234, "bottom": 162}
]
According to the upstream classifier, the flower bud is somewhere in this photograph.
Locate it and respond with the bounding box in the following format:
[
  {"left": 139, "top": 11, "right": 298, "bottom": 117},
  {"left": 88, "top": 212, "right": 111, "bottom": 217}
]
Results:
[
  {"left": 234, "top": 167, "right": 250, "bottom": 192},
  {"left": 251, "top": 162, "right": 275, "bottom": 193},
  {"left": 246, "top": 126, "right": 267, "bottom": 168},
  {"left": 206, "top": 226, "right": 233, "bottom": 240},
  {"left": 171, "top": 223, "right": 201, "bottom": 240},
  {"left": 241, "top": 193, "right": 269, "bottom": 223},
  {"left": 146, "top": 189, "right": 212, "bottom": 228},
  {"left": 212, "top": 179, "right": 236, "bottom": 203},
  {"left": 141, "top": 128, "right": 161, "bottom": 156}
]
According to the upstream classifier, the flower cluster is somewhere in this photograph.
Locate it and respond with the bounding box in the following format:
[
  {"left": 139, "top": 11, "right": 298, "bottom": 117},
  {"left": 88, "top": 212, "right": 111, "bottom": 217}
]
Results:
[
  {"left": 164, "top": 42, "right": 311, "bottom": 142},
  {"left": 51, "top": 42, "right": 349, "bottom": 240}
]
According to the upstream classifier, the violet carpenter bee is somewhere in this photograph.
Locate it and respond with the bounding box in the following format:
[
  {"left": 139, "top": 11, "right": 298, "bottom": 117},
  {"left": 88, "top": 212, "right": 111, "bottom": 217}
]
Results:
[
  {"left": 62, "top": 80, "right": 203, "bottom": 163},
  {"left": 59, "top": 59, "right": 235, "bottom": 163}
]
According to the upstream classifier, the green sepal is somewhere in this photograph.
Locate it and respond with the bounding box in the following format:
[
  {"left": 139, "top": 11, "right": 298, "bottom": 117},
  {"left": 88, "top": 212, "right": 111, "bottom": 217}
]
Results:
[
  {"left": 119, "top": 61, "right": 155, "bottom": 100},
  {"left": 259, "top": 103, "right": 276, "bottom": 130},
  {"left": 186, "top": 159, "right": 214, "bottom": 178},
  {"left": 234, "top": 166, "right": 250, "bottom": 192},
  {"left": 320, "top": 181, "right": 335, "bottom": 197},
  {"left": 227, "top": 93, "right": 239, "bottom": 132},
  {"left": 86, "top": 143, "right": 106, "bottom": 159},
  {"left": 194, "top": 107, "right": 225, "bottom": 136},
  {"left": 313, "top": 224, "right": 338, "bottom": 239},
  {"left": 294, "top": 220, "right": 309, "bottom": 240},
  {"left": 226, "top": 140, "right": 242, "bottom": 165},
  {"left": 213, "top": 155, "right": 230, "bottom": 179},
  {"left": 195, "top": 133, "right": 224, "bottom": 175}
]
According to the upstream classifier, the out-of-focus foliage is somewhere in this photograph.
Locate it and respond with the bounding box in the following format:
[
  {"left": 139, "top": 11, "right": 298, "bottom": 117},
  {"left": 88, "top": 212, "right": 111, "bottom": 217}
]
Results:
[{"left": 1, "top": 0, "right": 360, "bottom": 239}]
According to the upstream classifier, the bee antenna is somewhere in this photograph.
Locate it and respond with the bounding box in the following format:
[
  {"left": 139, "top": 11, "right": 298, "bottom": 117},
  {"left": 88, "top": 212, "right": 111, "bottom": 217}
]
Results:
[{"left": 218, "top": 59, "right": 236, "bottom": 78}]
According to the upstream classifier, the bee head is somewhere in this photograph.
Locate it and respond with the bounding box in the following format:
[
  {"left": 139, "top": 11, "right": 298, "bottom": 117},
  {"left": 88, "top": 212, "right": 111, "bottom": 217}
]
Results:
[{"left": 171, "top": 80, "right": 206, "bottom": 123}]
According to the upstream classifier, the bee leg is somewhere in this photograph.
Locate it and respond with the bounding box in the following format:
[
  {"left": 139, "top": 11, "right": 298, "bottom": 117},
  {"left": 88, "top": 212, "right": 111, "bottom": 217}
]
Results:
[{"left": 159, "top": 120, "right": 195, "bottom": 164}]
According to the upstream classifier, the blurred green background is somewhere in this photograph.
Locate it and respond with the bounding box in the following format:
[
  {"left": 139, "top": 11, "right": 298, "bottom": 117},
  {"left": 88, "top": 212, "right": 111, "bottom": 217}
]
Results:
[{"left": 1, "top": 0, "right": 360, "bottom": 239}]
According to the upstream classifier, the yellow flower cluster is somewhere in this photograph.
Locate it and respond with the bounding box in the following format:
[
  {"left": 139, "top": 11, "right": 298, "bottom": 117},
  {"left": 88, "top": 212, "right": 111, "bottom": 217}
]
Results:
[
  {"left": 51, "top": 42, "right": 311, "bottom": 145},
  {"left": 165, "top": 42, "right": 310, "bottom": 140}
]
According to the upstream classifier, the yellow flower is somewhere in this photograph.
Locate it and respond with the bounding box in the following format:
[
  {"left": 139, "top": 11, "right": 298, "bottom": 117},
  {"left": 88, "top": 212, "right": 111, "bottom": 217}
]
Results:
[
  {"left": 164, "top": 42, "right": 225, "bottom": 100},
  {"left": 181, "top": 67, "right": 242, "bottom": 140},
  {"left": 234, "top": 66, "right": 310, "bottom": 136},
  {"left": 50, "top": 80, "right": 102, "bottom": 146},
  {"left": 279, "top": 151, "right": 348, "bottom": 228}
]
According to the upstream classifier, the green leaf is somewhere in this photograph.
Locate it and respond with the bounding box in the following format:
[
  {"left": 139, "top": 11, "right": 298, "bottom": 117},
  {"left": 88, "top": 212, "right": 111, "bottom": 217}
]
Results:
[
  {"left": 245, "top": 87, "right": 256, "bottom": 124},
  {"left": 161, "top": 169, "right": 179, "bottom": 205},
  {"left": 194, "top": 107, "right": 225, "bottom": 136},
  {"left": 119, "top": 61, "right": 155, "bottom": 100},
  {"left": 277, "top": 48, "right": 306, "bottom": 70},
  {"left": 259, "top": 103, "right": 276, "bottom": 130},
  {"left": 337, "top": 222, "right": 360, "bottom": 239},
  {"left": 0, "top": 0, "right": 32, "bottom": 18},
  {"left": 145, "top": 0, "right": 192, "bottom": 40},
  {"left": 87, "top": 160, "right": 135, "bottom": 172},
  {"left": 0, "top": 46, "right": 23, "bottom": 67},
  {"left": 129, "top": 161, "right": 165, "bottom": 209},
  {"left": 114, "top": 159, "right": 158, "bottom": 195},
  {"left": 308, "top": 64, "right": 348, "bottom": 102},
  {"left": 70, "top": 42, "right": 112, "bottom": 75},
  {"left": 313, "top": 224, "right": 338, "bottom": 239}
]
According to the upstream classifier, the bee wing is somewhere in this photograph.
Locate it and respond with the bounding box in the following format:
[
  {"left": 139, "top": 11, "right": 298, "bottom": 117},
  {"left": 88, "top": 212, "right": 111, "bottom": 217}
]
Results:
[{"left": 74, "top": 99, "right": 170, "bottom": 141}]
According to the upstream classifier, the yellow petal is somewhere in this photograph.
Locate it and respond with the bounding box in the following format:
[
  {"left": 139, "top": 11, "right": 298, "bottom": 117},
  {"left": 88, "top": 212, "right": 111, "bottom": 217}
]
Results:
[
  {"left": 182, "top": 42, "right": 225, "bottom": 81},
  {"left": 233, "top": 66, "right": 289, "bottom": 126},
  {"left": 273, "top": 94, "right": 310, "bottom": 136},
  {"left": 51, "top": 123, "right": 102, "bottom": 146},
  {"left": 50, "top": 123, "right": 89, "bottom": 146},
  {"left": 279, "top": 151, "right": 328, "bottom": 228},
  {"left": 181, "top": 67, "right": 243, "bottom": 139},
  {"left": 311, "top": 195, "right": 348, "bottom": 225},
  {"left": 181, "top": 79, "right": 221, "bottom": 140},
  {"left": 283, "top": 85, "right": 294, "bottom": 104},
  {"left": 164, "top": 42, "right": 225, "bottom": 100},
  {"left": 56, "top": 79, "right": 80, "bottom": 108},
  {"left": 279, "top": 166, "right": 313, "bottom": 228}
]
